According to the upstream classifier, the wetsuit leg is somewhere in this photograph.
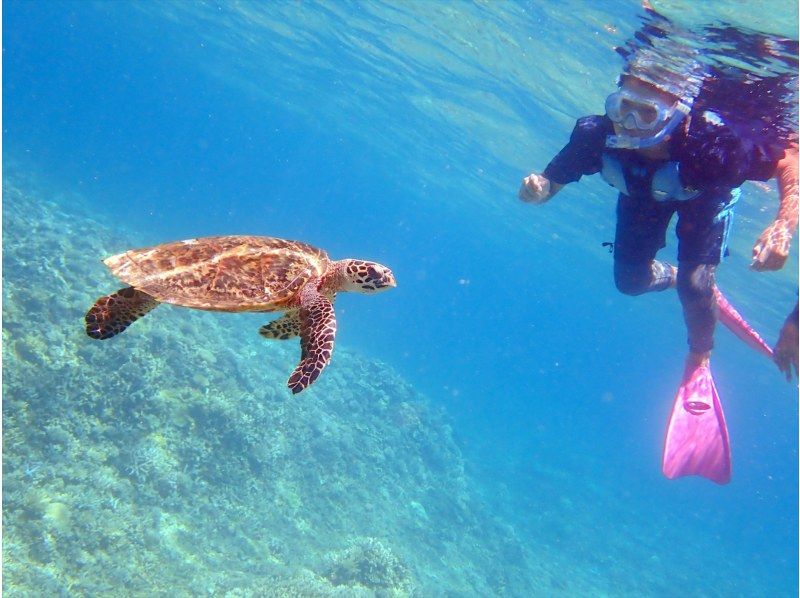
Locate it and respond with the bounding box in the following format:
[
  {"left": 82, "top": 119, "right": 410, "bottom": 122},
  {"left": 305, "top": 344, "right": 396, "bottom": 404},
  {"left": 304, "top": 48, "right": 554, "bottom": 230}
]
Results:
[
  {"left": 676, "top": 191, "right": 739, "bottom": 352},
  {"left": 676, "top": 263, "right": 717, "bottom": 353},
  {"left": 613, "top": 194, "right": 676, "bottom": 295}
]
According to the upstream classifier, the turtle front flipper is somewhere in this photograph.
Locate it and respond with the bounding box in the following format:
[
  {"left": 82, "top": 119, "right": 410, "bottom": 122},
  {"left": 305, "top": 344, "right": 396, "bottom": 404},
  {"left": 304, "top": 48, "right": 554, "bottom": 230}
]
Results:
[
  {"left": 287, "top": 284, "right": 337, "bottom": 394},
  {"left": 259, "top": 312, "right": 300, "bottom": 340},
  {"left": 85, "top": 287, "right": 160, "bottom": 340}
]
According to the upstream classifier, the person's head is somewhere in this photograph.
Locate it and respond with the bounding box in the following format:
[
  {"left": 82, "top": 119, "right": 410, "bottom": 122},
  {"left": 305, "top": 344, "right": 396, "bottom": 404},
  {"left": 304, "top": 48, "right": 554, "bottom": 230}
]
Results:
[{"left": 605, "top": 75, "right": 692, "bottom": 149}]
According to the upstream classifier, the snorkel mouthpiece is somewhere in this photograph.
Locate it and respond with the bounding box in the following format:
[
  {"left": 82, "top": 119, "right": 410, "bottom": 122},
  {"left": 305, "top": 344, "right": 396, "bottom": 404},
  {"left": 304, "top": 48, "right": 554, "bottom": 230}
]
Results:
[{"left": 606, "top": 100, "right": 692, "bottom": 149}]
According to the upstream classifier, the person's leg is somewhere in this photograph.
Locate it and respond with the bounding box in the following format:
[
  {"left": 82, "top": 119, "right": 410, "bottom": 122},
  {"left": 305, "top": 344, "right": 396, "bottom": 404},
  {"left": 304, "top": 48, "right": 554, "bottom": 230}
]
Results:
[
  {"left": 676, "top": 190, "right": 739, "bottom": 371},
  {"left": 614, "top": 259, "right": 675, "bottom": 295},
  {"left": 676, "top": 263, "right": 716, "bottom": 366},
  {"left": 613, "top": 194, "right": 676, "bottom": 294}
]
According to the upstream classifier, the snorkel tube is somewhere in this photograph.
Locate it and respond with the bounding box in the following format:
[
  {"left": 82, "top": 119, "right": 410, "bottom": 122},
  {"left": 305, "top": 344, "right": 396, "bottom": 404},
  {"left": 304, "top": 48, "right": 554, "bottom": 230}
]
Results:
[{"left": 606, "top": 100, "right": 692, "bottom": 149}]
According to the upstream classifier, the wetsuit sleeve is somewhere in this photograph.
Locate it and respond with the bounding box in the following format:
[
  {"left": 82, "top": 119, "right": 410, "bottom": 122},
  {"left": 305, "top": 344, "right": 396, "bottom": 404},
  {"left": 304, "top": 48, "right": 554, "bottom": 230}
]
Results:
[
  {"left": 680, "top": 114, "right": 785, "bottom": 189},
  {"left": 543, "top": 115, "right": 609, "bottom": 185}
]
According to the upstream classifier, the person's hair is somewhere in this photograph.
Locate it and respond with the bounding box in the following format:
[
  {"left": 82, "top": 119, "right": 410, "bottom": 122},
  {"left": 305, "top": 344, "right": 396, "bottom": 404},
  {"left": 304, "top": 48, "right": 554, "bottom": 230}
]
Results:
[{"left": 695, "top": 69, "right": 798, "bottom": 149}]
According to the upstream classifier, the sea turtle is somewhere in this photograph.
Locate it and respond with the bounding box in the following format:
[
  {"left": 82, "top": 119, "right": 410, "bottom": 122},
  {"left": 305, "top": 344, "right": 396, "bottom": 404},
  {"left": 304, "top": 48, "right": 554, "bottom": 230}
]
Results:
[{"left": 84, "top": 235, "right": 396, "bottom": 393}]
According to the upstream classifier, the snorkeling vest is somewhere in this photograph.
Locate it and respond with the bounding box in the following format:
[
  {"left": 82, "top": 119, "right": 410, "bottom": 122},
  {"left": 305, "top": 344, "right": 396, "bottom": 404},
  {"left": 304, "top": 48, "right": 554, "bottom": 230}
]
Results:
[
  {"left": 600, "top": 154, "right": 701, "bottom": 202},
  {"left": 601, "top": 152, "right": 741, "bottom": 228}
]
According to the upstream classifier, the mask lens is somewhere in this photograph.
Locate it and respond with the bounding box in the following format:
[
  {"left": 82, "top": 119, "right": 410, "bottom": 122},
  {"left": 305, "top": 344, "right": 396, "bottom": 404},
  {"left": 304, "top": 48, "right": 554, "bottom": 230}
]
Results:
[
  {"left": 635, "top": 103, "right": 660, "bottom": 128},
  {"left": 621, "top": 112, "right": 639, "bottom": 130},
  {"left": 606, "top": 90, "right": 669, "bottom": 131}
]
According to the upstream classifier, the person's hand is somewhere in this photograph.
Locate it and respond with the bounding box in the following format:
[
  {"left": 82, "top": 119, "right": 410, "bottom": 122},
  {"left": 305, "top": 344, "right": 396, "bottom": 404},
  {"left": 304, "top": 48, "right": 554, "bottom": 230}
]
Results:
[
  {"left": 774, "top": 314, "right": 798, "bottom": 382},
  {"left": 518, "top": 173, "right": 552, "bottom": 205},
  {"left": 751, "top": 219, "right": 793, "bottom": 271}
]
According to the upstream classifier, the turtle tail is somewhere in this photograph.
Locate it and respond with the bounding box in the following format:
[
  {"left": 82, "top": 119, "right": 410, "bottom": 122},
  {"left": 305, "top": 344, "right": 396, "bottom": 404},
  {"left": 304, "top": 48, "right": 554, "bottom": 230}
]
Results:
[{"left": 85, "top": 287, "right": 160, "bottom": 340}]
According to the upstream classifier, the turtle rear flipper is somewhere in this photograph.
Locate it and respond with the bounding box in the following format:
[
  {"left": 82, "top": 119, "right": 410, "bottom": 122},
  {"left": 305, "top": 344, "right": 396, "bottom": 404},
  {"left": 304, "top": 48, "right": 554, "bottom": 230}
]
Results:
[
  {"left": 259, "top": 312, "right": 300, "bottom": 340},
  {"left": 85, "top": 287, "right": 159, "bottom": 340},
  {"left": 287, "top": 284, "right": 336, "bottom": 394}
]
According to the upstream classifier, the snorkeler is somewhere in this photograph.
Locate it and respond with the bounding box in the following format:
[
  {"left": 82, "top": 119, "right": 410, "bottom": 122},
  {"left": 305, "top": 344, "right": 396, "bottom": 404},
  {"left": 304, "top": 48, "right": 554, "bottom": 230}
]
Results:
[{"left": 518, "top": 40, "right": 791, "bottom": 484}]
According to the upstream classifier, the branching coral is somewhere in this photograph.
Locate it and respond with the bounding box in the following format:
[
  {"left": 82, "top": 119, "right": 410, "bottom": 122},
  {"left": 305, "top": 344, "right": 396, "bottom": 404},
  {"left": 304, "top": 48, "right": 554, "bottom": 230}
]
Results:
[{"left": 321, "top": 537, "right": 413, "bottom": 594}]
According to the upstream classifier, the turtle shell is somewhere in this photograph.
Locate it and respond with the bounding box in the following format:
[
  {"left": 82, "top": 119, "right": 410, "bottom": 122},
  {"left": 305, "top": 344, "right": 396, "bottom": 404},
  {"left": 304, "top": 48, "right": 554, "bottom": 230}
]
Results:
[{"left": 103, "top": 236, "right": 330, "bottom": 312}]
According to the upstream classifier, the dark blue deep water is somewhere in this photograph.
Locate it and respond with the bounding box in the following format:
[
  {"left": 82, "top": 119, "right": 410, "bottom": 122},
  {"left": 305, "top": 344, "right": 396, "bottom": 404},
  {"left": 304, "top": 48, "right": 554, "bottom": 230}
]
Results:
[{"left": 4, "top": 1, "right": 798, "bottom": 595}]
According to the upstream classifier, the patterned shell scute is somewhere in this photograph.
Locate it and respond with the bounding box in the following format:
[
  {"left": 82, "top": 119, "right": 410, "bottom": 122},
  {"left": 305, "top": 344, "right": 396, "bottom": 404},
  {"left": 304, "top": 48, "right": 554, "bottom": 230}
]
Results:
[{"left": 103, "top": 236, "right": 330, "bottom": 311}]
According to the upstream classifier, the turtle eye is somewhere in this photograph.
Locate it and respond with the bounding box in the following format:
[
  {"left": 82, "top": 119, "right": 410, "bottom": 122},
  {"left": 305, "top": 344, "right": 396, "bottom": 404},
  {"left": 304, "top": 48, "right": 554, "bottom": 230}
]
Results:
[{"left": 367, "top": 266, "right": 380, "bottom": 280}]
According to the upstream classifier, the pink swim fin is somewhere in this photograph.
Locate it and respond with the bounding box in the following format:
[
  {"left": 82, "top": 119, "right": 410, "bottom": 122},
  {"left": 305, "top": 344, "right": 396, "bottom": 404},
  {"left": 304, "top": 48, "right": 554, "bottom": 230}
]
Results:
[
  {"left": 714, "top": 287, "right": 773, "bottom": 359},
  {"left": 662, "top": 365, "right": 731, "bottom": 484}
]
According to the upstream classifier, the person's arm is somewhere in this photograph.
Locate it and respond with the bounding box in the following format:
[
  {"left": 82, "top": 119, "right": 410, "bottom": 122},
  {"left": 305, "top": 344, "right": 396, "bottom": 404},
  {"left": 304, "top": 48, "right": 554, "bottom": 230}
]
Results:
[
  {"left": 752, "top": 144, "right": 798, "bottom": 271},
  {"left": 774, "top": 301, "right": 799, "bottom": 382},
  {"left": 518, "top": 115, "right": 609, "bottom": 206}
]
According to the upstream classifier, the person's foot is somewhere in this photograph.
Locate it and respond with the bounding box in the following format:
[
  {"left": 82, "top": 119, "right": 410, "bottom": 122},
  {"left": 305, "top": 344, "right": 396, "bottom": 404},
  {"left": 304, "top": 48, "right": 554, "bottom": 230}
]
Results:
[{"left": 668, "top": 264, "right": 678, "bottom": 288}]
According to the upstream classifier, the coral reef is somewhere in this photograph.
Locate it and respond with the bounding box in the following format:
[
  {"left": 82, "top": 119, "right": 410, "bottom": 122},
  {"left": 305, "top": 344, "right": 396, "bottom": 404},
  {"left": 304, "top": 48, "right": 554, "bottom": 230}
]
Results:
[
  {"left": 321, "top": 537, "right": 412, "bottom": 594},
  {"left": 2, "top": 168, "right": 538, "bottom": 595}
]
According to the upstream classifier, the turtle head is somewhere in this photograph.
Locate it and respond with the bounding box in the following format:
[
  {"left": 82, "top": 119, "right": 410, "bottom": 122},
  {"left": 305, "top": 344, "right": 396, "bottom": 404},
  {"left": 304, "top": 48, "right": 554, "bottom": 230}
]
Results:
[{"left": 338, "top": 260, "right": 396, "bottom": 294}]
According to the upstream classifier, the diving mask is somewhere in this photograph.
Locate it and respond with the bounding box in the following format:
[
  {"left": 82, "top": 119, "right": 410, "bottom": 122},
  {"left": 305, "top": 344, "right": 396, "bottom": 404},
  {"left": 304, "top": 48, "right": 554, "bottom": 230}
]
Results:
[
  {"left": 605, "top": 89, "right": 679, "bottom": 131},
  {"left": 605, "top": 99, "right": 691, "bottom": 150}
]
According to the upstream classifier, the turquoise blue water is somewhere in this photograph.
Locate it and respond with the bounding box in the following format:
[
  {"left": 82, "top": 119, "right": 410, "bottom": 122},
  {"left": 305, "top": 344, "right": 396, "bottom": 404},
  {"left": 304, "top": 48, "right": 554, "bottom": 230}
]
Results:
[{"left": 4, "top": 1, "right": 798, "bottom": 595}]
